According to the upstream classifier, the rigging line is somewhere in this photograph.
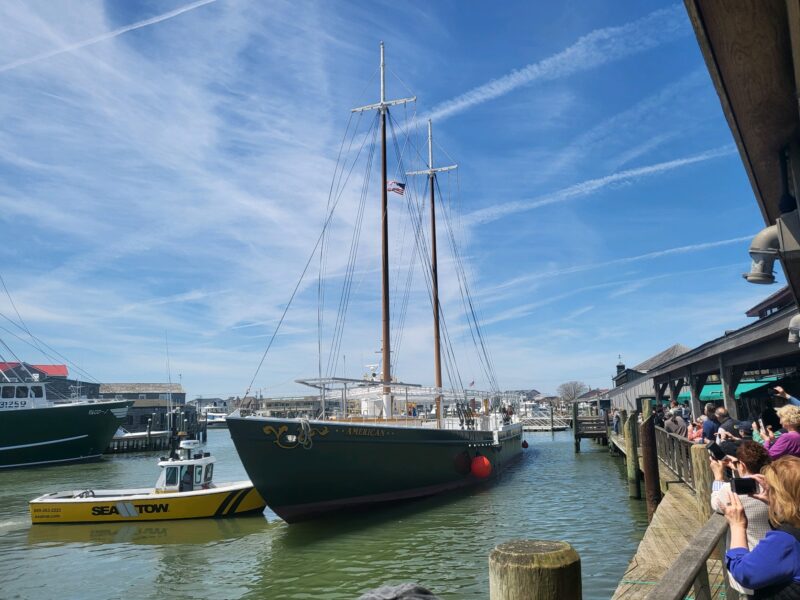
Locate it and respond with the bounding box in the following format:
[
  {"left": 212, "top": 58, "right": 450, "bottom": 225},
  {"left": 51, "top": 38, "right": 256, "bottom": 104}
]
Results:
[
  {"left": 325, "top": 120, "right": 379, "bottom": 377},
  {"left": 388, "top": 113, "right": 463, "bottom": 391},
  {"left": 429, "top": 173, "right": 490, "bottom": 392},
  {"left": 326, "top": 120, "right": 377, "bottom": 377},
  {"left": 388, "top": 107, "right": 417, "bottom": 351},
  {"left": 398, "top": 155, "right": 463, "bottom": 392},
  {"left": 242, "top": 113, "right": 379, "bottom": 400},
  {"left": 0, "top": 310, "right": 99, "bottom": 383},
  {"left": 387, "top": 114, "right": 466, "bottom": 394},
  {"left": 319, "top": 112, "right": 357, "bottom": 393},
  {"left": 319, "top": 109, "right": 376, "bottom": 377},
  {"left": 0, "top": 273, "right": 51, "bottom": 362},
  {"left": 436, "top": 177, "right": 499, "bottom": 391},
  {"left": 0, "top": 334, "right": 37, "bottom": 382}
]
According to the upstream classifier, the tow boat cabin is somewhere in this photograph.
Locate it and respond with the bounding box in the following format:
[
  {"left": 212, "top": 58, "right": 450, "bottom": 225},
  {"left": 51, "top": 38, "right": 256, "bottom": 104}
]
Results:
[{"left": 156, "top": 440, "right": 216, "bottom": 493}]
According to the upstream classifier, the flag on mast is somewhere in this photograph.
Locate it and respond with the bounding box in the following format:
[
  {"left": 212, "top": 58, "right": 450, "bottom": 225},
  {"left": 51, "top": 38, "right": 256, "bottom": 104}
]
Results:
[
  {"left": 469, "top": 380, "right": 475, "bottom": 387},
  {"left": 387, "top": 181, "right": 406, "bottom": 195}
]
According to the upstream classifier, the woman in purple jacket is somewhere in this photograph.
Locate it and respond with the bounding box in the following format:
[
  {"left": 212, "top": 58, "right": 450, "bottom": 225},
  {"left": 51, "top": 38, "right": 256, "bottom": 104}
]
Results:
[
  {"left": 763, "top": 405, "right": 800, "bottom": 459},
  {"left": 723, "top": 456, "right": 800, "bottom": 598}
]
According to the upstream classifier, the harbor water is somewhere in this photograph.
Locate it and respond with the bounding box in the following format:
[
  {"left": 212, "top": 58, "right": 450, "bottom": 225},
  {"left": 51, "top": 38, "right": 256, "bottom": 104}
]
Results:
[{"left": 0, "top": 429, "right": 648, "bottom": 599}]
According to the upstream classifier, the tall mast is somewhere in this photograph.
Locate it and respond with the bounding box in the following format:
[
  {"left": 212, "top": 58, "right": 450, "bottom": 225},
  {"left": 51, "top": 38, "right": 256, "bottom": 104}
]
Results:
[
  {"left": 407, "top": 120, "right": 456, "bottom": 427},
  {"left": 352, "top": 42, "right": 415, "bottom": 419}
]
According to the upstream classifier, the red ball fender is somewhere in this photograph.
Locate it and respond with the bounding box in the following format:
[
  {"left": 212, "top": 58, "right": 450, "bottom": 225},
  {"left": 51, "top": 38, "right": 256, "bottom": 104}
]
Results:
[
  {"left": 471, "top": 455, "right": 492, "bottom": 478},
  {"left": 522, "top": 440, "right": 529, "bottom": 449}
]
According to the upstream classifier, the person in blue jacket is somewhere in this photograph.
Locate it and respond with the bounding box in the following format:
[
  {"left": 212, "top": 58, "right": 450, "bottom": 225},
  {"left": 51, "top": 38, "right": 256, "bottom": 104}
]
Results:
[{"left": 722, "top": 456, "right": 800, "bottom": 598}]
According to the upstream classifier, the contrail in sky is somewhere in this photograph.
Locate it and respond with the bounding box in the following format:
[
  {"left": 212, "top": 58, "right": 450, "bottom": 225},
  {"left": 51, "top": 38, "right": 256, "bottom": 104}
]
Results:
[
  {"left": 464, "top": 145, "right": 736, "bottom": 226},
  {"left": 0, "top": 0, "right": 217, "bottom": 73},
  {"left": 425, "top": 4, "right": 687, "bottom": 122},
  {"left": 491, "top": 235, "right": 753, "bottom": 293}
]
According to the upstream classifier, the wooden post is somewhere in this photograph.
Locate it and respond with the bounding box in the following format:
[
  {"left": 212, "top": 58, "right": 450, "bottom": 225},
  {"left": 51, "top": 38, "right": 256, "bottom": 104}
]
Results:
[
  {"left": 688, "top": 372, "right": 707, "bottom": 421},
  {"left": 489, "top": 540, "right": 581, "bottom": 600},
  {"left": 572, "top": 402, "right": 580, "bottom": 453},
  {"left": 549, "top": 404, "right": 554, "bottom": 432},
  {"left": 691, "top": 444, "right": 714, "bottom": 522},
  {"left": 624, "top": 413, "right": 641, "bottom": 499},
  {"left": 619, "top": 409, "right": 628, "bottom": 439},
  {"left": 642, "top": 397, "right": 653, "bottom": 421},
  {"left": 719, "top": 357, "right": 743, "bottom": 419},
  {"left": 639, "top": 414, "right": 661, "bottom": 521}
]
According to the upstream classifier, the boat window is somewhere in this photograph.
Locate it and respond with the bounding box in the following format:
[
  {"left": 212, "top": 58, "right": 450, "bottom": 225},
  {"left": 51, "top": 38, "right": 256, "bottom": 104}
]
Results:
[
  {"left": 165, "top": 467, "right": 178, "bottom": 486},
  {"left": 31, "top": 386, "right": 43, "bottom": 398},
  {"left": 204, "top": 463, "right": 214, "bottom": 482},
  {"left": 1, "top": 387, "right": 13, "bottom": 399},
  {"left": 15, "top": 386, "right": 28, "bottom": 398},
  {"left": 195, "top": 467, "right": 203, "bottom": 485}
]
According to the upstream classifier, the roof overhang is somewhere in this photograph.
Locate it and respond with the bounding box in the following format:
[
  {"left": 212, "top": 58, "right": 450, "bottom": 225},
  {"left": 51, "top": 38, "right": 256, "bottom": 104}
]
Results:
[{"left": 685, "top": 0, "right": 800, "bottom": 298}]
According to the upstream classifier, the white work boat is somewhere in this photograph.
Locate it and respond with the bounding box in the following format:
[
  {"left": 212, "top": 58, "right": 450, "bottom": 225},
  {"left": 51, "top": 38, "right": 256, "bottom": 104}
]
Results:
[{"left": 30, "top": 440, "right": 266, "bottom": 524}]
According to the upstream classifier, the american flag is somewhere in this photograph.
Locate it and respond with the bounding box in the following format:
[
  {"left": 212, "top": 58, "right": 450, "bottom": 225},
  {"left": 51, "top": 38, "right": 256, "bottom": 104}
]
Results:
[{"left": 387, "top": 181, "right": 406, "bottom": 195}]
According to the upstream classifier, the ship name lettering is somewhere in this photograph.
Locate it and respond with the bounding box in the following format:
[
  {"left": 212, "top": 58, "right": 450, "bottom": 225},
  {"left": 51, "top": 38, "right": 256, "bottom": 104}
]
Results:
[
  {"left": 91, "top": 503, "right": 169, "bottom": 516},
  {"left": 346, "top": 427, "right": 387, "bottom": 437}
]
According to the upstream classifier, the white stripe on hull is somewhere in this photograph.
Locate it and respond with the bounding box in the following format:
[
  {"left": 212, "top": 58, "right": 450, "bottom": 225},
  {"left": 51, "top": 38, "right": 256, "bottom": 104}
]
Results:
[
  {"left": 0, "top": 453, "right": 101, "bottom": 469},
  {"left": 0, "top": 434, "right": 89, "bottom": 452}
]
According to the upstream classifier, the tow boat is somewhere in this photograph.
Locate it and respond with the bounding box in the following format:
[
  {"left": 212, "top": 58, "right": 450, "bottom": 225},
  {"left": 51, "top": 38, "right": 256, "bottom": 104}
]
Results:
[{"left": 29, "top": 440, "right": 266, "bottom": 524}]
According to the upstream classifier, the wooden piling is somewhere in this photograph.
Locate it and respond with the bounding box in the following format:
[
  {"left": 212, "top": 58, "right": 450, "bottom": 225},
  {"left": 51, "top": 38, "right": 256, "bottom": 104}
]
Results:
[
  {"left": 639, "top": 414, "right": 662, "bottom": 521},
  {"left": 623, "top": 413, "right": 641, "bottom": 499},
  {"left": 549, "top": 404, "right": 554, "bottom": 432},
  {"left": 690, "top": 444, "right": 714, "bottom": 522},
  {"left": 572, "top": 402, "right": 580, "bottom": 453},
  {"left": 619, "top": 409, "right": 628, "bottom": 439},
  {"left": 489, "top": 539, "right": 581, "bottom": 600}
]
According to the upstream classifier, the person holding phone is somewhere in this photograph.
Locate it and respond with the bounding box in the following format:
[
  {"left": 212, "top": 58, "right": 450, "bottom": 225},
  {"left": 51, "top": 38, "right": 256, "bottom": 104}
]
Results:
[
  {"left": 772, "top": 386, "right": 800, "bottom": 407},
  {"left": 763, "top": 405, "right": 800, "bottom": 459},
  {"left": 711, "top": 442, "right": 772, "bottom": 596},
  {"left": 722, "top": 456, "right": 800, "bottom": 597}
]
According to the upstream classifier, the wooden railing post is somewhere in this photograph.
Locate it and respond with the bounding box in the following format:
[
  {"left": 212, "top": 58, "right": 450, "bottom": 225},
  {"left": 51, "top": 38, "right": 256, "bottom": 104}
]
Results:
[
  {"left": 690, "top": 444, "right": 713, "bottom": 522},
  {"left": 489, "top": 540, "right": 581, "bottom": 600},
  {"left": 624, "top": 413, "right": 641, "bottom": 499},
  {"left": 640, "top": 414, "right": 661, "bottom": 521}
]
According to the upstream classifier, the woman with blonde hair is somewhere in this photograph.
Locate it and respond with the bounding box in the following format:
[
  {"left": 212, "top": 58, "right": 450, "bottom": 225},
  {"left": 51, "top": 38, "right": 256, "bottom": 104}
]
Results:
[
  {"left": 763, "top": 405, "right": 800, "bottom": 459},
  {"left": 723, "top": 456, "right": 800, "bottom": 597}
]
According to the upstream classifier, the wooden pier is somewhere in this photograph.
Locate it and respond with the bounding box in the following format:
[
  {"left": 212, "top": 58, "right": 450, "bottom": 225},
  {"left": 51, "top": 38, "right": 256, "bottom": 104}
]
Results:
[
  {"left": 606, "top": 415, "right": 734, "bottom": 599},
  {"left": 571, "top": 402, "right": 607, "bottom": 451}
]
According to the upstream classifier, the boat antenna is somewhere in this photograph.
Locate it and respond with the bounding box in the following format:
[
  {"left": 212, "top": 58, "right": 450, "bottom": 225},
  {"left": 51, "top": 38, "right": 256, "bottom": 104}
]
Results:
[
  {"left": 406, "top": 120, "right": 456, "bottom": 427},
  {"left": 351, "top": 41, "right": 415, "bottom": 419},
  {"left": 165, "top": 331, "right": 173, "bottom": 433}
]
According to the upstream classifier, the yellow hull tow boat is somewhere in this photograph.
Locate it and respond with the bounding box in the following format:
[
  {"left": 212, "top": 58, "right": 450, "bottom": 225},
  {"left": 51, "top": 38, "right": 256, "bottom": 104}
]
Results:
[{"left": 30, "top": 440, "right": 266, "bottom": 524}]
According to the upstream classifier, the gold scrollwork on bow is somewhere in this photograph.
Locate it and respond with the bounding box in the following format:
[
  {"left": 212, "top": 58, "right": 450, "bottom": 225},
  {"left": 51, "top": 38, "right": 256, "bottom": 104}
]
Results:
[{"left": 262, "top": 423, "right": 330, "bottom": 449}]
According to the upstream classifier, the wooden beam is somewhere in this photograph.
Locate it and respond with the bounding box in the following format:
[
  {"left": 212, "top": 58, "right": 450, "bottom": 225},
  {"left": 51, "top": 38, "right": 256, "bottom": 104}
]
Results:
[
  {"left": 688, "top": 371, "right": 708, "bottom": 421},
  {"left": 668, "top": 378, "right": 685, "bottom": 404},
  {"left": 719, "top": 357, "right": 745, "bottom": 419}
]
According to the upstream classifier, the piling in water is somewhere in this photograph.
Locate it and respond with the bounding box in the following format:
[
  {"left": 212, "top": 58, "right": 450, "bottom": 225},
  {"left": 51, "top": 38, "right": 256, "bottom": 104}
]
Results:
[
  {"left": 624, "top": 413, "right": 641, "bottom": 499},
  {"left": 489, "top": 539, "right": 581, "bottom": 600}
]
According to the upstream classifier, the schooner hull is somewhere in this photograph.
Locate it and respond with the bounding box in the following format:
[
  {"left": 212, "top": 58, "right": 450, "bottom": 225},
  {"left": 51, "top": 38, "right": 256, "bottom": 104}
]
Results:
[
  {"left": 227, "top": 416, "right": 523, "bottom": 522},
  {"left": 0, "top": 401, "right": 130, "bottom": 469}
]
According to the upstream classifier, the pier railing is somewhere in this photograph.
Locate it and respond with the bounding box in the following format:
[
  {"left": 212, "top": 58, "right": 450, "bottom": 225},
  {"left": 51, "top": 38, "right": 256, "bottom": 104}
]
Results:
[
  {"left": 654, "top": 426, "right": 696, "bottom": 491},
  {"left": 645, "top": 513, "right": 729, "bottom": 600}
]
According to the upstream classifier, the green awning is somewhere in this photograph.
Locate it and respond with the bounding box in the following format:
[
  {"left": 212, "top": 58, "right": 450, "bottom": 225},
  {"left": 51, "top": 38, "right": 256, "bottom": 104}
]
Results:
[{"left": 677, "top": 377, "right": 779, "bottom": 402}]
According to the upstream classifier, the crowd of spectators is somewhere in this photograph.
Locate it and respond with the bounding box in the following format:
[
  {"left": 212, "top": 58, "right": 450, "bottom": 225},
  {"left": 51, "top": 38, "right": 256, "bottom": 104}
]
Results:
[{"left": 609, "top": 384, "right": 800, "bottom": 597}]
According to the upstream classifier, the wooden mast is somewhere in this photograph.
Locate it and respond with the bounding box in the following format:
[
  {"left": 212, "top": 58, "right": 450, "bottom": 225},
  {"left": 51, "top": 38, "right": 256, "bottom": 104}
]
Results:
[
  {"left": 351, "top": 42, "right": 415, "bottom": 419},
  {"left": 407, "top": 120, "right": 456, "bottom": 427}
]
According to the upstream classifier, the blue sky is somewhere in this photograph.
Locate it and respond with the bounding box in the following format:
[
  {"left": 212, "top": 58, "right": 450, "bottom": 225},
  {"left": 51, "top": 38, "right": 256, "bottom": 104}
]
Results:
[{"left": 0, "top": 0, "right": 776, "bottom": 398}]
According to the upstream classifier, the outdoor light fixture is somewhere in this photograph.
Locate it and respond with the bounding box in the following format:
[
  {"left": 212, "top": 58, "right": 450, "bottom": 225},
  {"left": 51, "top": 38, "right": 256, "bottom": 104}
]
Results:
[
  {"left": 743, "top": 224, "right": 779, "bottom": 284},
  {"left": 789, "top": 314, "right": 800, "bottom": 344}
]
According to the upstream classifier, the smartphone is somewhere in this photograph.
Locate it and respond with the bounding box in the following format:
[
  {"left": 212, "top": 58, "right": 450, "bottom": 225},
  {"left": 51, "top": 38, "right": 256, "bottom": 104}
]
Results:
[
  {"left": 730, "top": 478, "right": 759, "bottom": 494},
  {"left": 707, "top": 441, "right": 727, "bottom": 461},
  {"left": 759, "top": 418, "right": 765, "bottom": 429}
]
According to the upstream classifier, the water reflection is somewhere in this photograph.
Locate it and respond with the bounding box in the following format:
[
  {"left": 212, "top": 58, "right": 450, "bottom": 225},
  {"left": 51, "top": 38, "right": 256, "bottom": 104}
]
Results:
[{"left": 27, "top": 514, "right": 272, "bottom": 546}]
